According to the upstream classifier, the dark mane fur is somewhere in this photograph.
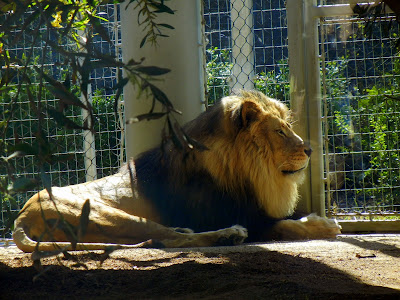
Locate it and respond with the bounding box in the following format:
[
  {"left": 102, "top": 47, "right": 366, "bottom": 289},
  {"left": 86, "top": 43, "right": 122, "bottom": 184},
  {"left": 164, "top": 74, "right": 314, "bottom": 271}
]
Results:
[
  {"left": 119, "top": 91, "right": 307, "bottom": 242},
  {"left": 132, "top": 148, "right": 277, "bottom": 242},
  {"left": 123, "top": 98, "right": 280, "bottom": 242}
]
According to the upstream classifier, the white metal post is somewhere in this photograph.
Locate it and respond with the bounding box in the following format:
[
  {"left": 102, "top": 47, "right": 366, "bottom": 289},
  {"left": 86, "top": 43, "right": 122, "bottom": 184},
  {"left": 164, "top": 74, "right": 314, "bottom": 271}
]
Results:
[
  {"left": 287, "top": 0, "right": 324, "bottom": 216},
  {"left": 230, "top": 0, "right": 255, "bottom": 91},
  {"left": 78, "top": 26, "right": 97, "bottom": 182},
  {"left": 121, "top": 0, "right": 206, "bottom": 160},
  {"left": 82, "top": 85, "right": 97, "bottom": 181}
]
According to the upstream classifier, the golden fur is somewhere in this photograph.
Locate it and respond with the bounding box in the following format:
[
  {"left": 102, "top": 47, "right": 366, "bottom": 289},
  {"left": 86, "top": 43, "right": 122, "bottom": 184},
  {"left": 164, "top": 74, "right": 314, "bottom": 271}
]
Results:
[{"left": 13, "top": 91, "right": 341, "bottom": 252}]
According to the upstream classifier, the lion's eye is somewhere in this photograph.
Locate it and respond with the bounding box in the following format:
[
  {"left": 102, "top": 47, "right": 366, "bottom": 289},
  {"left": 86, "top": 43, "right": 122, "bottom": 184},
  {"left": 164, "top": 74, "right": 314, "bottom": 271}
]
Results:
[{"left": 277, "top": 129, "right": 286, "bottom": 137}]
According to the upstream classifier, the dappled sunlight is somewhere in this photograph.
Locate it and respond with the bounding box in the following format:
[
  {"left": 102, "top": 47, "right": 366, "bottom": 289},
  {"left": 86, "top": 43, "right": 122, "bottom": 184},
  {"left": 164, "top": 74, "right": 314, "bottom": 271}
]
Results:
[{"left": 1, "top": 235, "right": 399, "bottom": 298}]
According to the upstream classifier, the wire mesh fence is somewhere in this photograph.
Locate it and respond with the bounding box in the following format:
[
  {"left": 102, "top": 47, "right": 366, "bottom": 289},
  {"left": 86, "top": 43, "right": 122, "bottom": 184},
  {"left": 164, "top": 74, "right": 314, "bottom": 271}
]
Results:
[
  {"left": 320, "top": 11, "right": 400, "bottom": 219},
  {"left": 0, "top": 4, "right": 123, "bottom": 237}
]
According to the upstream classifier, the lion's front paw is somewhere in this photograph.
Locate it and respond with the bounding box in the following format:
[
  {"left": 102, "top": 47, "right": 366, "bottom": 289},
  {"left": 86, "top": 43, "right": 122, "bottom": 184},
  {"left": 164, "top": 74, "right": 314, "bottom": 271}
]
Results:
[
  {"left": 215, "top": 225, "right": 248, "bottom": 246},
  {"left": 171, "top": 227, "right": 194, "bottom": 234},
  {"left": 299, "top": 214, "right": 342, "bottom": 239},
  {"left": 274, "top": 214, "right": 341, "bottom": 240}
]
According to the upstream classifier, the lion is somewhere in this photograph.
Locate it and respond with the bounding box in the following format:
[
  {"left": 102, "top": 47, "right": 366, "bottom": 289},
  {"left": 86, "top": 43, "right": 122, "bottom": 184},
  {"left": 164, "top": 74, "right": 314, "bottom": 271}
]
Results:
[{"left": 13, "top": 91, "right": 341, "bottom": 252}]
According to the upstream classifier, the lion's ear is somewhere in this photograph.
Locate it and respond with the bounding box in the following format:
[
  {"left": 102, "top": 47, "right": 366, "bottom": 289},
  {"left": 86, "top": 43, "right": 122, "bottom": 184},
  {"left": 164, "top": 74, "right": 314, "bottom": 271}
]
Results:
[
  {"left": 240, "top": 101, "right": 260, "bottom": 128},
  {"left": 231, "top": 101, "right": 261, "bottom": 134}
]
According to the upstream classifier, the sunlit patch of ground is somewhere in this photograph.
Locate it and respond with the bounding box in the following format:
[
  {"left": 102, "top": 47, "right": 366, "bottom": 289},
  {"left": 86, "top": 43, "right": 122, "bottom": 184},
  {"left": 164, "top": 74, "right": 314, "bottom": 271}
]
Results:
[{"left": 1, "top": 235, "right": 399, "bottom": 299}]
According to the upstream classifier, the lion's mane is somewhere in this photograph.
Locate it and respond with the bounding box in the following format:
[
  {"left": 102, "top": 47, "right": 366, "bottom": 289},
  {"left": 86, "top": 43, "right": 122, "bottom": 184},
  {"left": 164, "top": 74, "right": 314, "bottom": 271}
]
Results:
[{"left": 125, "top": 91, "right": 308, "bottom": 241}]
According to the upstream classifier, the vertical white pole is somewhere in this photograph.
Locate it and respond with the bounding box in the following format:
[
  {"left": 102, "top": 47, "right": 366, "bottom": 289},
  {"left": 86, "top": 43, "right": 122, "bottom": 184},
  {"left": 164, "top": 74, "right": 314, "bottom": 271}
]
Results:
[
  {"left": 82, "top": 83, "right": 97, "bottom": 181},
  {"left": 78, "top": 26, "right": 97, "bottom": 181},
  {"left": 230, "top": 0, "right": 254, "bottom": 91},
  {"left": 114, "top": 3, "right": 125, "bottom": 168},
  {"left": 121, "top": 0, "right": 206, "bottom": 160},
  {"left": 287, "top": 0, "right": 325, "bottom": 216}
]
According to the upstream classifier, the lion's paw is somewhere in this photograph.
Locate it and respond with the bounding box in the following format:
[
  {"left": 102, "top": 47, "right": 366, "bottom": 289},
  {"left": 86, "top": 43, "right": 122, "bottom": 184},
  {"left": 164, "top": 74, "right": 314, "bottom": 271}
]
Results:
[
  {"left": 172, "top": 227, "right": 194, "bottom": 234},
  {"left": 299, "top": 214, "right": 342, "bottom": 239},
  {"left": 274, "top": 214, "right": 341, "bottom": 240},
  {"left": 215, "top": 225, "right": 248, "bottom": 246}
]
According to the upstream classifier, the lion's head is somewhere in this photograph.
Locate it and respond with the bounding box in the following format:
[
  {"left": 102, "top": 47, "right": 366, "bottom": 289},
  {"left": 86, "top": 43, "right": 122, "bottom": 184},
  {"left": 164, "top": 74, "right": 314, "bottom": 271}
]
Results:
[{"left": 185, "top": 91, "right": 311, "bottom": 219}]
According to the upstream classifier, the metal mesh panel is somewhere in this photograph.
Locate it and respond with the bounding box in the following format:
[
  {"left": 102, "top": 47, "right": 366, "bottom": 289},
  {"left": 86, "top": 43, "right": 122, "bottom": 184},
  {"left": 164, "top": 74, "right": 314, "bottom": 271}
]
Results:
[
  {"left": 204, "top": 0, "right": 232, "bottom": 104},
  {"left": 321, "top": 13, "right": 400, "bottom": 218},
  {"left": 0, "top": 4, "right": 123, "bottom": 237}
]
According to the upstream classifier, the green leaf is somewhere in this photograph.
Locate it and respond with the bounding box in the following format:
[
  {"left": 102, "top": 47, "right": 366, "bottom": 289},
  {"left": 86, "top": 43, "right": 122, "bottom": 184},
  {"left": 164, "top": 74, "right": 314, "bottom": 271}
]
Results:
[
  {"left": 34, "top": 67, "right": 88, "bottom": 110},
  {"left": 2, "top": 151, "right": 24, "bottom": 161},
  {"left": 10, "top": 143, "right": 38, "bottom": 156},
  {"left": 183, "top": 133, "right": 209, "bottom": 152},
  {"left": 149, "top": 83, "right": 182, "bottom": 114},
  {"left": 126, "top": 112, "right": 168, "bottom": 124},
  {"left": 114, "top": 77, "right": 129, "bottom": 118},
  {"left": 157, "top": 23, "right": 175, "bottom": 30},
  {"left": 62, "top": 8, "right": 79, "bottom": 37},
  {"left": 88, "top": 14, "right": 112, "bottom": 44},
  {"left": 40, "top": 168, "right": 52, "bottom": 196},
  {"left": 47, "top": 108, "right": 88, "bottom": 130},
  {"left": 135, "top": 66, "right": 170, "bottom": 76},
  {"left": 140, "top": 33, "right": 150, "bottom": 48},
  {"left": 77, "top": 199, "right": 90, "bottom": 241},
  {"left": 167, "top": 116, "right": 183, "bottom": 150},
  {"left": 150, "top": 3, "right": 175, "bottom": 14},
  {"left": 7, "top": 178, "right": 39, "bottom": 193}
]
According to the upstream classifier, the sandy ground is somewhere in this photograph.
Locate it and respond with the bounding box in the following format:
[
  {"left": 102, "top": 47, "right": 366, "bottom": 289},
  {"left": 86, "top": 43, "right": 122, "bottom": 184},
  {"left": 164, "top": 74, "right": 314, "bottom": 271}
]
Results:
[{"left": 1, "top": 234, "right": 400, "bottom": 299}]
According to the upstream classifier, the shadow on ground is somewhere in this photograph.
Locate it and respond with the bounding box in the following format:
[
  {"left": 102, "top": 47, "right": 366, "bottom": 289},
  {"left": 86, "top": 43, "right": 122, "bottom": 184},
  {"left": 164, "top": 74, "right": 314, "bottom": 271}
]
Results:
[{"left": 1, "top": 239, "right": 399, "bottom": 299}]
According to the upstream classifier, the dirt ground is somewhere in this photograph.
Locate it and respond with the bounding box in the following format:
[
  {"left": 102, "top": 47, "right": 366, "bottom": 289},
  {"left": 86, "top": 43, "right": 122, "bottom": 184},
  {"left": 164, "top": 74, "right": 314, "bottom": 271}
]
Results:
[{"left": 1, "top": 234, "right": 399, "bottom": 299}]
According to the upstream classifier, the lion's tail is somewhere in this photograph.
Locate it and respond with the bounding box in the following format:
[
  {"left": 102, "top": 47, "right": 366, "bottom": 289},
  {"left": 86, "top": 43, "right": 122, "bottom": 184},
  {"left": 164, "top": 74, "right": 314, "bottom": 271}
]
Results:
[{"left": 12, "top": 224, "right": 160, "bottom": 253}]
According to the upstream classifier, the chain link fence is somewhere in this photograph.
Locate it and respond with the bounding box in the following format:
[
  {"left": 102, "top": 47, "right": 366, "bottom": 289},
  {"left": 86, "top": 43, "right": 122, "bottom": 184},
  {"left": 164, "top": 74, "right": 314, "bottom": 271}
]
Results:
[{"left": 204, "top": 0, "right": 290, "bottom": 105}]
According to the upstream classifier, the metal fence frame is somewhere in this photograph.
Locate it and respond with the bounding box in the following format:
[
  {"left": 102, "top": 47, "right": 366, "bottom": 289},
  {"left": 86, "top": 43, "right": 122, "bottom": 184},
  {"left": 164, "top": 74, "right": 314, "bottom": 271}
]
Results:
[{"left": 288, "top": 0, "right": 400, "bottom": 231}]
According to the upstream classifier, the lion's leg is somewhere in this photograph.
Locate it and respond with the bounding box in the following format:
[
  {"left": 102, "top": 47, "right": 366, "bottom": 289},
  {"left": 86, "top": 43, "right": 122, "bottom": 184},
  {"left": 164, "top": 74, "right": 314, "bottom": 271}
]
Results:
[
  {"left": 75, "top": 201, "right": 248, "bottom": 248},
  {"left": 272, "top": 214, "right": 341, "bottom": 240},
  {"left": 14, "top": 188, "right": 248, "bottom": 252}
]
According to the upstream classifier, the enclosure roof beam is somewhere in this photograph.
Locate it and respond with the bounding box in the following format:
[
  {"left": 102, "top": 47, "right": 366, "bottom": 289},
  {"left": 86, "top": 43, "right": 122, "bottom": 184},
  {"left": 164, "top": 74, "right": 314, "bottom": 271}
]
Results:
[{"left": 310, "top": 3, "right": 393, "bottom": 19}]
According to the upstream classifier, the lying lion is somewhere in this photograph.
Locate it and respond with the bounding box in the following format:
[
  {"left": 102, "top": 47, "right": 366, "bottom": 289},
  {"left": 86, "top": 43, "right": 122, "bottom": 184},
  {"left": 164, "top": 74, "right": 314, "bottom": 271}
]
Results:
[{"left": 13, "top": 91, "right": 341, "bottom": 252}]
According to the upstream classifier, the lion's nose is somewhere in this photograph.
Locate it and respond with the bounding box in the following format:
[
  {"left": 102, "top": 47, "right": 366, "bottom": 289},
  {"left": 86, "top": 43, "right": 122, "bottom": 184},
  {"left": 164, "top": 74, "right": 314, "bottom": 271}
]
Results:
[{"left": 304, "top": 147, "right": 312, "bottom": 157}]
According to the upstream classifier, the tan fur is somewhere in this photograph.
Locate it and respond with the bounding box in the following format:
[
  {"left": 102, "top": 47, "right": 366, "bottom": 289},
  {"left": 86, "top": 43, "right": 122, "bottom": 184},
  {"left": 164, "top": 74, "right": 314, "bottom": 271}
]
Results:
[
  {"left": 13, "top": 91, "right": 340, "bottom": 253},
  {"left": 199, "top": 92, "right": 306, "bottom": 218}
]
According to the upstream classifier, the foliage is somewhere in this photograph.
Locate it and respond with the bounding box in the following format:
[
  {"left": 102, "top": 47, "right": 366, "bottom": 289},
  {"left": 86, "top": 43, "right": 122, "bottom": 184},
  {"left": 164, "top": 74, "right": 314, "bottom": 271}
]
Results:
[
  {"left": 254, "top": 61, "right": 290, "bottom": 101},
  {"left": 91, "top": 89, "right": 121, "bottom": 174},
  {"left": 324, "top": 56, "right": 400, "bottom": 207},
  {"left": 206, "top": 51, "right": 291, "bottom": 103},
  {"left": 206, "top": 47, "right": 232, "bottom": 104},
  {"left": 357, "top": 62, "right": 400, "bottom": 204},
  {"left": 132, "top": 0, "right": 176, "bottom": 47}
]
